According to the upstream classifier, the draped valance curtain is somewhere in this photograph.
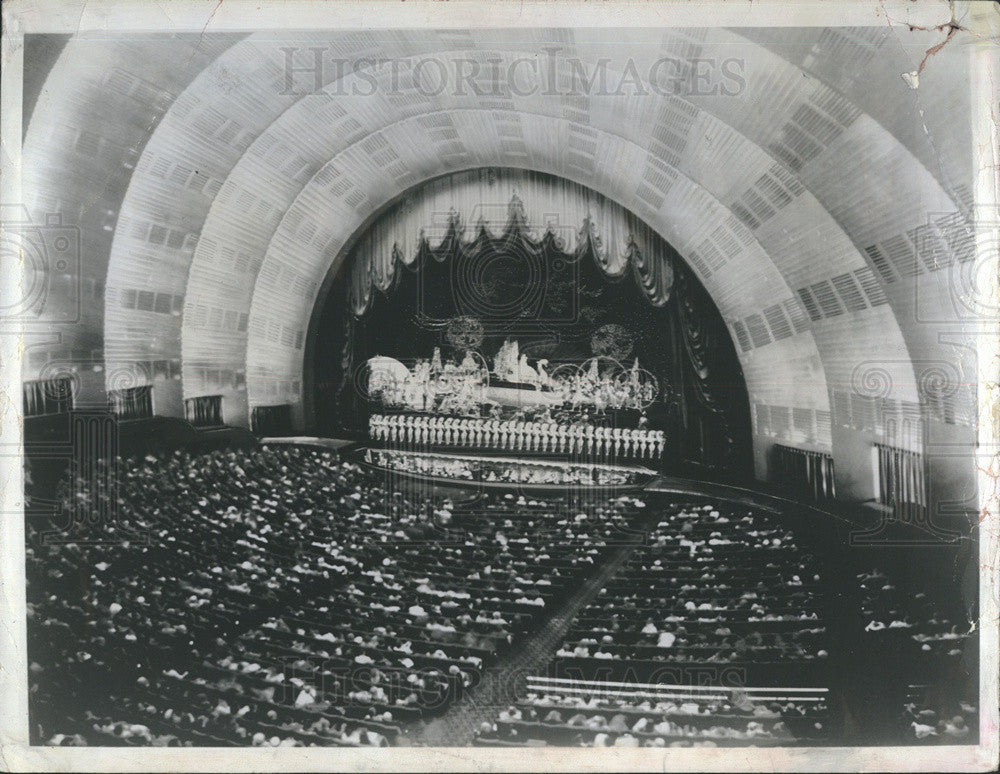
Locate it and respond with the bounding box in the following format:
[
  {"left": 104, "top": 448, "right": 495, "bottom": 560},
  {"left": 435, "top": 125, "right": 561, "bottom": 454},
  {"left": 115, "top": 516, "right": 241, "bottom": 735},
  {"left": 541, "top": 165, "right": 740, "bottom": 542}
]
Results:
[{"left": 347, "top": 169, "right": 675, "bottom": 316}]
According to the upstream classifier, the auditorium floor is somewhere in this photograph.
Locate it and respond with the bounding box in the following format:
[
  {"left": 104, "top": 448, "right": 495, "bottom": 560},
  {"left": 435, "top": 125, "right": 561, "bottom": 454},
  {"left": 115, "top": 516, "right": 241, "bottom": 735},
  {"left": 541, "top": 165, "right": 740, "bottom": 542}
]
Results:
[{"left": 399, "top": 537, "right": 643, "bottom": 746}]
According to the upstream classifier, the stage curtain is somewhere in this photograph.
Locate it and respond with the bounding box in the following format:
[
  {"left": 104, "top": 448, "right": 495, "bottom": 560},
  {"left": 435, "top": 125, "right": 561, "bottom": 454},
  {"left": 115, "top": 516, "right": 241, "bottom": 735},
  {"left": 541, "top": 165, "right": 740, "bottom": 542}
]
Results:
[
  {"left": 625, "top": 216, "right": 674, "bottom": 306},
  {"left": 665, "top": 267, "right": 751, "bottom": 472},
  {"left": 350, "top": 246, "right": 374, "bottom": 316},
  {"left": 348, "top": 169, "right": 673, "bottom": 314},
  {"left": 334, "top": 309, "right": 360, "bottom": 424},
  {"left": 184, "top": 394, "right": 223, "bottom": 427},
  {"left": 23, "top": 377, "right": 74, "bottom": 417},
  {"left": 674, "top": 270, "right": 721, "bottom": 413}
]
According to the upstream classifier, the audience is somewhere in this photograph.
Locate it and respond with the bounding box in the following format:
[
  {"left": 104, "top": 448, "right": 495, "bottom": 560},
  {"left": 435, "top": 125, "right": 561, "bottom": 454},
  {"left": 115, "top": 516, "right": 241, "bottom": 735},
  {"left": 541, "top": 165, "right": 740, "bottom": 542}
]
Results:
[
  {"left": 858, "top": 569, "right": 971, "bottom": 660},
  {"left": 901, "top": 691, "right": 976, "bottom": 743},
  {"left": 475, "top": 500, "right": 831, "bottom": 747},
  {"left": 856, "top": 568, "right": 976, "bottom": 743},
  {"left": 475, "top": 683, "right": 829, "bottom": 747},
  {"left": 553, "top": 503, "right": 828, "bottom": 669},
  {"left": 26, "top": 445, "right": 641, "bottom": 747},
  {"left": 25, "top": 444, "right": 974, "bottom": 749}
]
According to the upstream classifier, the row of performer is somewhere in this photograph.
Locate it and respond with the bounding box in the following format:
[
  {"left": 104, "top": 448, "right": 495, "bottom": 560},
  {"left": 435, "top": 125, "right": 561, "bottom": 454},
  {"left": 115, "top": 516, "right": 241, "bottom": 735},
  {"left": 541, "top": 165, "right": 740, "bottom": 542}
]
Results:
[{"left": 368, "top": 414, "right": 666, "bottom": 458}]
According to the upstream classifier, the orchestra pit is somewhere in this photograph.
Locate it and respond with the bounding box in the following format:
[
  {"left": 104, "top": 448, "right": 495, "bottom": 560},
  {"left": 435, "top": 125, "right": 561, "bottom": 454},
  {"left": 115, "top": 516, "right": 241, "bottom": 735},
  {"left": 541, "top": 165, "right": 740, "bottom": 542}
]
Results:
[{"left": 17, "top": 24, "right": 981, "bottom": 750}]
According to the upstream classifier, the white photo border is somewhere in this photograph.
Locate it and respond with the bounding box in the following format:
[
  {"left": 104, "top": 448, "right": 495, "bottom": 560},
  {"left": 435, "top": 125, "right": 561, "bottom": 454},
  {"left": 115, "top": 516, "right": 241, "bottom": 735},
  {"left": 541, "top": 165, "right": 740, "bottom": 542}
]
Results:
[{"left": 1, "top": 1, "right": 996, "bottom": 771}]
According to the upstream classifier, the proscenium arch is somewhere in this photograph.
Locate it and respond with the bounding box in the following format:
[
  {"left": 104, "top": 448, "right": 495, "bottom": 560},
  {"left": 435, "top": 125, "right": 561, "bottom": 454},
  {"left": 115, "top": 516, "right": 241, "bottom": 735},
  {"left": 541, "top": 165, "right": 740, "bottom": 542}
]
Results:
[
  {"left": 242, "top": 133, "right": 828, "bottom": 382},
  {"left": 171, "top": 42, "right": 943, "bottom": 432},
  {"left": 299, "top": 166, "right": 756, "bottom": 439},
  {"left": 117, "top": 43, "right": 928, "bottom": 416},
  {"left": 189, "top": 131, "right": 825, "bottom": 452},
  {"left": 92, "top": 39, "right": 943, "bottom": 418},
  {"left": 15, "top": 29, "right": 975, "bottom": 498},
  {"left": 241, "top": 124, "right": 836, "bottom": 427},
  {"left": 189, "top": 42, "right": 926, "bottom": 404},
  {"left": 21, "top": 31, "right": 960, "bottom": 400}
]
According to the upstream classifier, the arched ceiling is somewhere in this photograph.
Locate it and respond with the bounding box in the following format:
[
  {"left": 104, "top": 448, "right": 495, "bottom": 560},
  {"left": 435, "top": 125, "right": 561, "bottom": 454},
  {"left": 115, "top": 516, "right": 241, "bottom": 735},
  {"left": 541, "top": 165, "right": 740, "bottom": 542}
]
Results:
[{"left": 21, "top": 25, "right": 981, "bottom": 452}]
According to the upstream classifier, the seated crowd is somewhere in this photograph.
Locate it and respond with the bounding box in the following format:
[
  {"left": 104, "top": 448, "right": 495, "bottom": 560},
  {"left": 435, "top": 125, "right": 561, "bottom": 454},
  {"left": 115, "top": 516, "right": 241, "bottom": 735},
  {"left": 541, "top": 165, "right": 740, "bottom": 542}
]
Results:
[
  {"left": 26, "top": 444, "right": 644, "bottom": 747},
  {"left": 857, "top": 568, "right": 977, "bottom": 743},
  {"left": 901, "top": 685, "right": 976, "bottom": 744},
  {"left": 475, "top": 500, "right": 831, "bottom": 747},
  {"left": 555, "top": 502, "right": 828, "bottom": 668},
  {"left": 858, "top": 568, "right": 972, "bottom": 660},
  {"left": 365, "top": 449, "right": 648, "bottom": 487},
  {"left": 29, "top": 444, "right": 967, "bottom": 749},
  {"left": 475, "top": 680, "right": 829, "bottom": 747}
]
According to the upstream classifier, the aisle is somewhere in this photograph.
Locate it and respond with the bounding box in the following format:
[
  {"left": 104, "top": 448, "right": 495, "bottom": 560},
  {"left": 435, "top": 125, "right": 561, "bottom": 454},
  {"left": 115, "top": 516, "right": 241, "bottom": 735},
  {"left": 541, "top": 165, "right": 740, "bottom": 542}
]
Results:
[{"left": 399, "top": 537, "right": 643, "bottom": 746}]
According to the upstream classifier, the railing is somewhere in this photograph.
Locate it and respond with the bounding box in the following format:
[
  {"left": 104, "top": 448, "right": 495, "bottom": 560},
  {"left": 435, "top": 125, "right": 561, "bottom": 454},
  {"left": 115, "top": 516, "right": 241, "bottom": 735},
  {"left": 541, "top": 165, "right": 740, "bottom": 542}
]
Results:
[
  {"left": 526, "top": 676, "right": 828, "bottom": 704},
  {"left": 250, "top": 403, "right": 293, "bottom": 436},
  {"left": 108, "top": 385, "right": 153, "bottom": 420},
  {"left": 875, "top": 442, "right": 928, "bottom": 518},
  {"left": 773, "top": 444, "right": 836, "bottom": 501},
  {"left": 184, "top": 394, "right": 223, "bottom": 427},
  {"left": 23, "top": 377, "right": 74, "bottom": 416}
]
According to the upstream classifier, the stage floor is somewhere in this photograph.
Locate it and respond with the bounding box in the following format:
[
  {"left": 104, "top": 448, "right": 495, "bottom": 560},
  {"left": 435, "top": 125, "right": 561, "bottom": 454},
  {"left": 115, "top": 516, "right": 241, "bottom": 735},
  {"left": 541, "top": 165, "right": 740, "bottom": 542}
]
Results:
[{"left": 259, "top": 436, "right": 359, "bottom": 452}]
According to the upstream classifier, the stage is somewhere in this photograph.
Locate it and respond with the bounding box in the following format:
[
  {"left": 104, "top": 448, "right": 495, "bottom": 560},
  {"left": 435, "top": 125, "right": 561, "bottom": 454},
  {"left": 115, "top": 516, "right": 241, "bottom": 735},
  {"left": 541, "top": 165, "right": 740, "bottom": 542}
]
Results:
[
  {"left": 355, "top": 446, "right": 658, "bottom": 492},
  {"left": 259, "top": 436, "right": 359, "bottom": 453}
]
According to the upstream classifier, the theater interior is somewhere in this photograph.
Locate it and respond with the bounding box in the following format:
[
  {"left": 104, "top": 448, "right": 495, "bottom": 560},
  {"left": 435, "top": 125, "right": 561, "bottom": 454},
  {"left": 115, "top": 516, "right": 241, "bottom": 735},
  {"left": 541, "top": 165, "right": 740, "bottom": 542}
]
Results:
[{"left": 14, "top": 21, "right": 989, "bottom": 750}]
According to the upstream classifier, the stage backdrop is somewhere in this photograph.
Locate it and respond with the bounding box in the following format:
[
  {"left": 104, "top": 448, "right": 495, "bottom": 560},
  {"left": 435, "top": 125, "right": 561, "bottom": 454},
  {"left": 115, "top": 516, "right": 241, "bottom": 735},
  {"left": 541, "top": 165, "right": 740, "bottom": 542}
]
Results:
[{"left": 309, "top": 169, "right": 752, "bottom": 478}]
